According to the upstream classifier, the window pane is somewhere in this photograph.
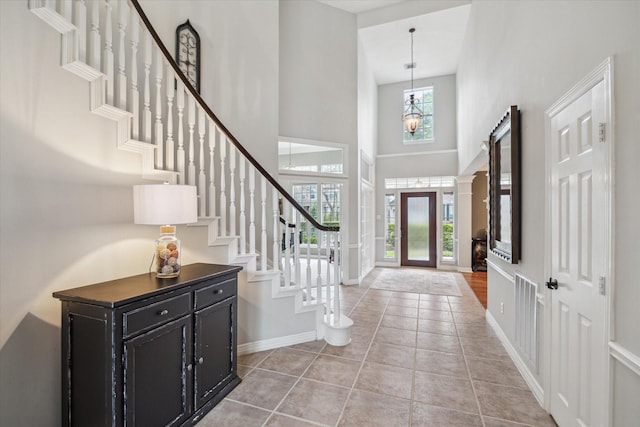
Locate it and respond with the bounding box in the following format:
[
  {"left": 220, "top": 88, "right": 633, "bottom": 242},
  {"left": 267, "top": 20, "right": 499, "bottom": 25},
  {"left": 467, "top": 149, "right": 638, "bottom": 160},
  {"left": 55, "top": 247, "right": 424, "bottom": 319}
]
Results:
[
  {"left": 385, "top": 194, "right": 396, "bottom": 258},
  {"left": 403, "top": 86, "right": 433, "bottom": 142},
  {"left": 442, "top": 191, "right": 454, "bottom": 261}
]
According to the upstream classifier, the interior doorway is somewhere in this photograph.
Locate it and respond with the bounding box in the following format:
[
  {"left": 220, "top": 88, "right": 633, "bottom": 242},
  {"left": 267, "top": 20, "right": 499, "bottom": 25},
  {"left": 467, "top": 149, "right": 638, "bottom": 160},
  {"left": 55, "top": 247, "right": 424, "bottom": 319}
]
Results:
[{"left": 400, "top": 192, "right": 436, "bottom": 267}]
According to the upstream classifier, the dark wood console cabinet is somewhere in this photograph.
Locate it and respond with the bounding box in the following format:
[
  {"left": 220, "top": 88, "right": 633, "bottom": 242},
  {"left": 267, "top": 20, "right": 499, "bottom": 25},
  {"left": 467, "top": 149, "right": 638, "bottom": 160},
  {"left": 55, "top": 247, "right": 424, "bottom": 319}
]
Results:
[{"left": 53, "top": 263, "right": 242, "bottom": 426}]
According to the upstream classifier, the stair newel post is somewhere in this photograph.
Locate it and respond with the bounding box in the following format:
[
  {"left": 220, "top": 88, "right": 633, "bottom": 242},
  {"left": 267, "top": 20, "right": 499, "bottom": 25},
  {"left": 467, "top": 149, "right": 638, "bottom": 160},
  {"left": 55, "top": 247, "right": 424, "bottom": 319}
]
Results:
[
  {"left": 89, "top": 0, "right": 100, "bottom": 70},
  {"left": 175, "top": 80, "right": 185, "bottom": 184},
  {"left": 164, "top": 63, "right": 174, "bottom": 170},
  {"left": 154, "top": 46, "right": 164, "bottom": 169},
  {"left": 197, "top": 109, "right": 207, "bottom": 217},
  {"left": 219, "top": 138, "right": 227, "bottom": 237},
  {"left": 142, "top": 28, "right": 152, "bottom": 142},
  {"left": 129, "top": 13, "right": 139, "bottom": 139},
  {"left": 239, "top": 155, "right": 246, "bottom": 255},
  {"left": 207, "top": 120, "right": 216, "bottom": 218},
  {"left": 73, "top": 0, "right": 87, "bottom": 64},
  {"left": 325, "top": 230, "right": 331, "bottom": 307},
  {"left": 116, "top": 0, "right": 128, "bottom": 110},
  {"left": 332, "top": 231, "right": 341, "bottom": 323},
  {"left": 272, "top": 190, "right": 279, "bottom": 271},
  {"left": 283, "top": 199, "right": 291, "bottom": 287},
  {"left": 306, "top": 219, "right": 312, "bottom": 304},
  {"left": 229, "top": 146, "right": 236, "bottom": 238},
  {"left": 103, "top": 0, "right": 114, "bottom": 105},
  {"left": 261, "top": 176, "right": 267, "bottom": 271},
  {"left": 249, "top": 164, "right": 256, "bottom": 255},
  {"left": 187, "top": 96, "right": 196, "bottom": 185}
]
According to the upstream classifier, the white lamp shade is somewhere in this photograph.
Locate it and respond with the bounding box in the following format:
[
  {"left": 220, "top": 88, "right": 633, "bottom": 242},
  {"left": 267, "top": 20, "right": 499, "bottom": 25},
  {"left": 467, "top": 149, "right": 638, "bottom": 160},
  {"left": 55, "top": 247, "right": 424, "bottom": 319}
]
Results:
[{"left": 133, "top": 184, "right": 198, "bottom": 225}]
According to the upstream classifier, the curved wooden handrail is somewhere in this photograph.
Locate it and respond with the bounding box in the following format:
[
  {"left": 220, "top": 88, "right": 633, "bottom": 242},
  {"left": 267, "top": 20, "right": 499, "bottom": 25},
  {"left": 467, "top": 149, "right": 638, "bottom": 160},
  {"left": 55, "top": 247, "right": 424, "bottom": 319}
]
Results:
[{"left": 129, "top": 0, "right": 339, "bottom": 233}]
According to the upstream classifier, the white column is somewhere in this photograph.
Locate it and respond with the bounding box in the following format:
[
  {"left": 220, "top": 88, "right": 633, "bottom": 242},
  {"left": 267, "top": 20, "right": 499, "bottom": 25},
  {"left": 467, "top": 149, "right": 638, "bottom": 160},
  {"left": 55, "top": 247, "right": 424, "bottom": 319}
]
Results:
[{"left": 455, "top": 175, "right": 476, "bottom": 271}]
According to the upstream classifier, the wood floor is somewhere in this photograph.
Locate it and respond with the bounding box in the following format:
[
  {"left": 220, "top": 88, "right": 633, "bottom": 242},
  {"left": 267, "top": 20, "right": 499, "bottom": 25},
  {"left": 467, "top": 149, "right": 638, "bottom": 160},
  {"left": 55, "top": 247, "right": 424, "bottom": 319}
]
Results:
[{"left": 461, "top": 270, "right": 487, "bottom": 308}]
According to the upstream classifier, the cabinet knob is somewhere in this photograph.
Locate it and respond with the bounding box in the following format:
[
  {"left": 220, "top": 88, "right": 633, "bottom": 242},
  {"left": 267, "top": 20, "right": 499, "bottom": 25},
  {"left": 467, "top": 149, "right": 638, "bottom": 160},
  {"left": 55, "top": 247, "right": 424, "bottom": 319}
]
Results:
[
  {"left": 198, "top": 357, "right": 204, "bottom": 364},
  {"left": 214, "top": 289, "right": 223, "bottom": 295},
  {"left": 159, "top": 309, "right": 169, "bottom": 316},
  {"left": 187, "top": 364, "right": 192, "bottom": 371}
]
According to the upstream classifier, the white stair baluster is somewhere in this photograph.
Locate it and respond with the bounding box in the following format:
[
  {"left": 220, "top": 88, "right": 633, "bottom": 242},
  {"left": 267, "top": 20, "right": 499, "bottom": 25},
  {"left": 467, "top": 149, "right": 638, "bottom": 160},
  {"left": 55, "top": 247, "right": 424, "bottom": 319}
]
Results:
[
  {"left": 261, "top": 176, "right": 267, "bottom": 271},
  {"left": 272, "top": 190, "right": 279, "bottom": 271},
  {"left": 176, "top": 81, "right": 185, "bottom": 183},
  {"left": 116, "top": 0, "right": 128, "bottom": 110},
  {"left": 229, "top": 146, "right": 236, "bottom": 237},
  {"left": 187, "top": 95, "right": 196, "bottom": 185},
  {"left": 208, "top": 120, "right": 216, "bottom": 218},
  {"left": 89, "top": 0, "right": 100, "bottom": 70},
  {"left": 154, "top": 46, "right": 164, "bottom": 169},
  {"left": 333, "top": 232, "right": 340, "bottom": 319},
  {"left": 103, "top": 0, "right": 114, "bottom": 105},
  {"left": 165, "top": 63, "right": 174, "bottom": 170},
  {"left": 284, "top": 199, "right": 291, "bottom": 287},
  {"left": 74, "top": 0, "right": 87, "bottom": 64},
  {"left": 142, "top": 29, "right": 152, "bottom": 142},
  {"left": 219, "top": 138, "right": 227, "bottom": 236},
  {"left": 61, "top": 0, "right": 72, "bottom": 22},
  {"left": 249, "top": 164, "right": 256, "bottom": 255},
  {"left": 198, "top": 108, "right": 206, "bottom": 217},
  {"left": 239, "top": 157, "right": 246, "bottom": 254},
  {"left": 129, "top": 14, "right": 139, "bottom": 139},
  {"left": 295, "top": 210, "right": 301, "bottom": 287}
]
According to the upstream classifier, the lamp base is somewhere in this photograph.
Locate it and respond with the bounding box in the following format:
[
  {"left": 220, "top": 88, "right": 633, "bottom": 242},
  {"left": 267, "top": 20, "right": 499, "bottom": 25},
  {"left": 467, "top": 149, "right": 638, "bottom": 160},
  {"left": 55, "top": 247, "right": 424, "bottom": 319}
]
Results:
[{"left": 154, "top": 225, "right": 181, "bottom": 278}]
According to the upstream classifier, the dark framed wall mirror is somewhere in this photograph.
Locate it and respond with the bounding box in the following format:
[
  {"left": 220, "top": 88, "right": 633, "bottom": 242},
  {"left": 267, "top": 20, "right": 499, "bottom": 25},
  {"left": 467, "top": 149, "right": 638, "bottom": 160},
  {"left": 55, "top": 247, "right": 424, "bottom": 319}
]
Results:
[{"left": 488, "top": 105, "right": 521, "bottom": 263}]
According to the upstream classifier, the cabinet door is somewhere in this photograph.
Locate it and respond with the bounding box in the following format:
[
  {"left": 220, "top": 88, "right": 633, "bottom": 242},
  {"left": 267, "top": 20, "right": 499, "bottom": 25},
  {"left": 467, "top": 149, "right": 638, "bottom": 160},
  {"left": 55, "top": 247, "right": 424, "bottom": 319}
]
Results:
[
  {"left": 124, "top": 315, "right": 192, "bottom": 427},
  {"left": 194, "top": 297, "right": 235, "bottom": 409}
]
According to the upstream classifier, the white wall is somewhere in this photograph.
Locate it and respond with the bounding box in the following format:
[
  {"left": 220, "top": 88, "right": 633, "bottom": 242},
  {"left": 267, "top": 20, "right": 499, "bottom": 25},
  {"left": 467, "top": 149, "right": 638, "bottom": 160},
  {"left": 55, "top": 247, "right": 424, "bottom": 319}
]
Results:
[
  {"left": 139, "top": 0, "right": 280, "bottom": 174},
  {"left": 279, "top": 0, "right": 359, "bottom": 282},
  {"left": 457, "top": 0, "right": 640, "bottom": 421}
]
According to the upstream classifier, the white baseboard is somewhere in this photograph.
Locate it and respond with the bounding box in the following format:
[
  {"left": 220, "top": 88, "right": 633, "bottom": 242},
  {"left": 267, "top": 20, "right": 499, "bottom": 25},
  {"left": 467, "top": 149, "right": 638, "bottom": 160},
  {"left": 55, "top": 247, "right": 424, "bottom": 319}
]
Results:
[
  {"left": 237, "top": 330, "right": 318, "bottom": 356},
  {"left": 375, "top": 261, "right": 399, "bottom": 267},
  {"left": 486, "top": 310, "right": 545, "bottom": 406},
  {"left": 456, "top": 266, "right": 473, "bottom": 273}
]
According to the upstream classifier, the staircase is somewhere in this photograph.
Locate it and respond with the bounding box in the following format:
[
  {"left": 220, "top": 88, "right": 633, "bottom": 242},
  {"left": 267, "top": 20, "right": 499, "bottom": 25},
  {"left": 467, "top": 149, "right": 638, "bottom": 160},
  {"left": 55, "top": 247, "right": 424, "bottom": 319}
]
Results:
[{"left": 28, "top": 0, "right": 352, "bottom": 351}]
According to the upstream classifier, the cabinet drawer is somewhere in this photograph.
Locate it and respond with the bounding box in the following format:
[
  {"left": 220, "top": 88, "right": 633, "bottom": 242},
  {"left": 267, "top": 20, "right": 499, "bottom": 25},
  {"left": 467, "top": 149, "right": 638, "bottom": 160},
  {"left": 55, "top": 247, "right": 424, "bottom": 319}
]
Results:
[
  {"left": 195, "top": 278, "right": 236, "bottom": 309},
  {"left": 123, "top": 293, "right": 191, "bottom": 337}
]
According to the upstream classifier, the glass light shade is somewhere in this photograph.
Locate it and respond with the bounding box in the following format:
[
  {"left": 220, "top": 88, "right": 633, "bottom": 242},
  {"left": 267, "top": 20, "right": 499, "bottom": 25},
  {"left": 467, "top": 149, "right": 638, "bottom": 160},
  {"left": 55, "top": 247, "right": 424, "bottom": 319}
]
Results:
[{"left": 403, "top": 94, "right": 423, "bottom": 135}]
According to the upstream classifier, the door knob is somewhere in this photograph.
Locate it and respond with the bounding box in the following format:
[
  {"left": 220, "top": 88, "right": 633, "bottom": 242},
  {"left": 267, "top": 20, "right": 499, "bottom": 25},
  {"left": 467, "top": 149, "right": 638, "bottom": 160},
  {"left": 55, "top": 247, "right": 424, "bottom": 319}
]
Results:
[{"left": 546, "top": 277, "right": 558, "bottom": 290}]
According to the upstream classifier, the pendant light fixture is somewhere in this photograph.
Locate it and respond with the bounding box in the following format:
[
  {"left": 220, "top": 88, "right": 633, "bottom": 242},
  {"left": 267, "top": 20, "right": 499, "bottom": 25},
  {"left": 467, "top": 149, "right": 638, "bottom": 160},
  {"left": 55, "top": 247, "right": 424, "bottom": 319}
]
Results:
[{"left": 403, "top": 28, "right": 423, "bottom": 135}]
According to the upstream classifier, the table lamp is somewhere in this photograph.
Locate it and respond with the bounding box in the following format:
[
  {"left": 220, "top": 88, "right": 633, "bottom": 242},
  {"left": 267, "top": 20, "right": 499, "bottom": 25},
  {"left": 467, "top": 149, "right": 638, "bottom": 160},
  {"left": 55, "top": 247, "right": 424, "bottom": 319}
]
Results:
[{"left": 133, "top": 184, "right": 198, "bottom": 278}]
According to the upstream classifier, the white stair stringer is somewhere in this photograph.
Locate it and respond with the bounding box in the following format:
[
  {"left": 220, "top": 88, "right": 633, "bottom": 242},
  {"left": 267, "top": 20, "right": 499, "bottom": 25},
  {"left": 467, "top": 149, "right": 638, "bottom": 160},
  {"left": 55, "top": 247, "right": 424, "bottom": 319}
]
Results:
[{"left": 28, "top": 1, "right": 177, "bottom": 183}]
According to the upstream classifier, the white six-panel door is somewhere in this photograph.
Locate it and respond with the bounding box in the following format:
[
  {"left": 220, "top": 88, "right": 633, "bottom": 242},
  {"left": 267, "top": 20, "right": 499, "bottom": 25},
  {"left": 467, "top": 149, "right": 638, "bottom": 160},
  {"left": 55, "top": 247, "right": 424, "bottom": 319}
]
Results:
[{"left": 547, "top": 70, "right": 610, "bottom": 427}]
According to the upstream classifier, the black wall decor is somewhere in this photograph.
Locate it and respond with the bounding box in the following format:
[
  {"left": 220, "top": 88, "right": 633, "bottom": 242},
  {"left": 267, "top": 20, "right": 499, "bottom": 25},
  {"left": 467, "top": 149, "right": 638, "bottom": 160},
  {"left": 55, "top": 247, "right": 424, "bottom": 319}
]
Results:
[
  {"left": 488, "top": 105, "right": 521, "bottom": 263},
  {"left": 176, "top": 20, "right": 201, "bottom": 92}
]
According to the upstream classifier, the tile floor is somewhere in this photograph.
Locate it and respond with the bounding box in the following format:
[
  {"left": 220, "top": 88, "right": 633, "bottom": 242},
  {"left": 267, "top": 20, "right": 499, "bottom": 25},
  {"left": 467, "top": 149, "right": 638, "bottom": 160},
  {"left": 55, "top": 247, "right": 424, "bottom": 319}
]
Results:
[{"left": 200, "top": 268, "right": 557, "bottom": 427}]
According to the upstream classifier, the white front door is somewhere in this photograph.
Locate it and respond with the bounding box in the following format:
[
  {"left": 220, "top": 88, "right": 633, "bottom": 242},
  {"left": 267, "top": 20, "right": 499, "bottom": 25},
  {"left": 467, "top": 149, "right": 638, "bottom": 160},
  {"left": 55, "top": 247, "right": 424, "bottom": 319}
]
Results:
[{"left": 547, "top": 63, "right": 611, "bottom": 427}]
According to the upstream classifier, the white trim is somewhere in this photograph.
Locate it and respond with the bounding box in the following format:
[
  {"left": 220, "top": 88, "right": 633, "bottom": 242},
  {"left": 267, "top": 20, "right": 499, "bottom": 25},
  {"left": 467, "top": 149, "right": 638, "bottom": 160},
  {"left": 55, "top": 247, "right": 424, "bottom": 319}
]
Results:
[
  {"left": 486, "top": 258, "right": 515, "bottom": 283},
  {"left": 376, "top": 148, "right": 457, "bottom": 159},
  {"left": 609, "top": 342, "right": 640, "bottom": 377},
  {"left": 375, "top": 261, "right": 399, "bottom": 267},
  {"left": 237, "top": 330, "right": 318, "bottom": 356},
  {"left": 486, "top": 311, "right": 545, "bottom": 406},
  {"left": 543, "top": 57, "right": 614, "bottom": 420}
]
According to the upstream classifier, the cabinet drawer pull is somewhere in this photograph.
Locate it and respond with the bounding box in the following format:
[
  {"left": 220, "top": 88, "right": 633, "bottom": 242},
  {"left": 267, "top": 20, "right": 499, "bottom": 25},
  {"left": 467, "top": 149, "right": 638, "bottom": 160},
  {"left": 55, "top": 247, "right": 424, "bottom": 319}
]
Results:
[
  {"left": 213, "top": 289, "right": 223, "bottom": 295},
  {"left": 198, "top": 357, "right": 204, "bottom": 364},
  {"left": 158, "top": 309, "right": 169, "bottom": 316}
]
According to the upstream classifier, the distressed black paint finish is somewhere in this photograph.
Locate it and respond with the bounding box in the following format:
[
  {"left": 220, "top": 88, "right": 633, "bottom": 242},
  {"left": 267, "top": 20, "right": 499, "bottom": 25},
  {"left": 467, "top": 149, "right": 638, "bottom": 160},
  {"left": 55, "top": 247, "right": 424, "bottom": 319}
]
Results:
[{"left": 54, "top": 263, "right": 242, "bottom": 427}]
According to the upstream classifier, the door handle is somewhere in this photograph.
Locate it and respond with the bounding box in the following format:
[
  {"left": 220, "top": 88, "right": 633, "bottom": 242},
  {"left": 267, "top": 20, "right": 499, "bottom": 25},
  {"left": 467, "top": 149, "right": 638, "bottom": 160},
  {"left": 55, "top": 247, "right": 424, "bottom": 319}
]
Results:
[{"left": 546, "top": 277, "right": 558, "bottom": 290}]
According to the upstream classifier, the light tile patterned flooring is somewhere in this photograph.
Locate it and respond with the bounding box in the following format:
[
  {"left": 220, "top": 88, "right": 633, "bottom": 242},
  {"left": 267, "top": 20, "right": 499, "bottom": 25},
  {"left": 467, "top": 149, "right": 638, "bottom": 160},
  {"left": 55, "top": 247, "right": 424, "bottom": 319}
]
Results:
[{"left": 200, "top": 268, "right": 557, "bottom": 426}]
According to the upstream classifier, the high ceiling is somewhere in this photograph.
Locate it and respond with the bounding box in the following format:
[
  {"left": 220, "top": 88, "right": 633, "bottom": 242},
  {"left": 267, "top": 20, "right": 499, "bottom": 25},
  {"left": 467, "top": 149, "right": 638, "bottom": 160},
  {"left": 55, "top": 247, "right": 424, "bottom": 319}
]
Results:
[{"left": 316, "top": 0, "right": 471, "bottom": 85}]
